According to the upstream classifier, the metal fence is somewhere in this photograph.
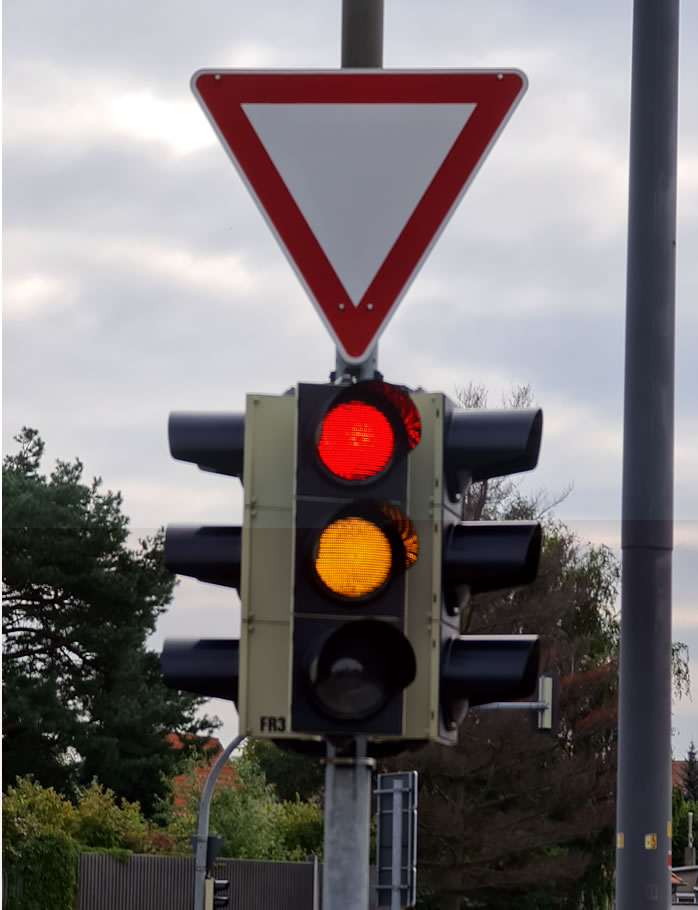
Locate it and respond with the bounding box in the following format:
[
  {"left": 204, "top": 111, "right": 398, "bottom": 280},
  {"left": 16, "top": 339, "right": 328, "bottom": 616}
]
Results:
[
  {"left": 78, "top": 853, "right": 319, "bottom": 910},
  {"left": 3, "top": 853, "right": 381, "bottom": 909}
]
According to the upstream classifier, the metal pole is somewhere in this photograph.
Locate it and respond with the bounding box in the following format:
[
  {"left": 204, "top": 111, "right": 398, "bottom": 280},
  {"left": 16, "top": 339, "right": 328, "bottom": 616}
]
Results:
[
  {"left": 341, "top": 0, "right": 383, "bottom": 69},
  {"left": 323, "top": 739, "right": 375, "bottom": 910},
  {"left": 390, "top": 779, "right": 403, "bottom": 910},
  {"left": 192, "top": 735, "right": 245, "bottom": 910},
  {"left": 307, "top": 855, "right": 321, "bottom": 910},
  {"left": 334, "top": 0, "right": 384, "bottom": 382},
  {"left": 615, "top": 1, "right": 679, "bottom": 907},
  {"left": 477, "top": 701, "right": 548, "bottom": 711}
]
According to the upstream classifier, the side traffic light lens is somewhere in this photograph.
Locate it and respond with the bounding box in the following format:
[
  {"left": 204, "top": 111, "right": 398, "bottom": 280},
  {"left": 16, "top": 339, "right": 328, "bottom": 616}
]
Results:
[
  {"left": 317, "top": 401, "right": 395, "bottom": 480},
  {"left": 315, "top": 516, "right": 392, "bottom": 598}
]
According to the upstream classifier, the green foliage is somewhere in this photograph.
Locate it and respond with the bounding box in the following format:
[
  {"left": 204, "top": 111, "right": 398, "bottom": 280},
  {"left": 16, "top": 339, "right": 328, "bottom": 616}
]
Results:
[
  {"left": 2, "top": 778, "right": 146, "bottom": 910},
  {"left": 3, "top": 832, "right": 79, "bottom": 910},
  {"left": 242, "top": 739, "right": 324, "bottom": 803},
  {"left": 276, "top": 798, "right": 324, "bottom": 860},
  {"left": 681, "top": 740, "right": 698, "bottom": 802},
  {"left": 1, "top": 776, "right": 188, "bottom": 909},
  {"left": 672, "top": 784, "right": 698, "bottom": 865},
  {"left": 2, "top": 776, "right": 150, "bottom": 854},
  {"left": 73, "top": 780, "right": 147, "bottom": 852},
  {"left": 166, "top": 750, "right": 324, "bottom": 862},
  {"left": 2, "top": 428, "right": 217, "bottom": 814},
  {"left": 211, "top": 752, "right": 285, "bottom": 859},
  {"left": 2, "top": 777, "right": 77, "bottom": 856}
]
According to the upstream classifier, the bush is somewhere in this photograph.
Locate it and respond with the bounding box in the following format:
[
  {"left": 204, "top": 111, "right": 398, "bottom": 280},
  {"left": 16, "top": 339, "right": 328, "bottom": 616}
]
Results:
[
  {"left": 73, "top": 780, "right": 147, "bottom": 852},
  {"left": 3, "top": 832, "right": 78, "bottom": 910},
  {"left": 277, "top": 799, "right": 324, "bottom": 860},
  {"left": 2, "top": 777, "right": 77, "bottom": 850},
  {"left": 2, "top": 776, "right": 157, "bottom": 909}
]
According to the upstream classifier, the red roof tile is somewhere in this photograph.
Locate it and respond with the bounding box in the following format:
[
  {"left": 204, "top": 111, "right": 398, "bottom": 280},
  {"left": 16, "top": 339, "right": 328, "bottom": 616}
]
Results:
[{"left": 674, "top": 760, "right": 687, "bottom": 791}]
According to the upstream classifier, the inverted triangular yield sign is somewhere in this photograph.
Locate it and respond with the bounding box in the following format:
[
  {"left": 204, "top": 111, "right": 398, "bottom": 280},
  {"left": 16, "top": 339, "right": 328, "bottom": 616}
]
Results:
[{"left": 193, "top": 70, "right": 527, "bottom": 363}]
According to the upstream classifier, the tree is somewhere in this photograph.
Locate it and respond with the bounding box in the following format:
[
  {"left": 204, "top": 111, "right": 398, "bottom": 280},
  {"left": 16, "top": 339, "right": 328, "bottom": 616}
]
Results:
[
  {"left": 242, "top": 739, "right": 324, "bottom": 803},
  {"left": 2, "top": 428, "right": 216, "bottom": 814},
  {"left": 672, "top": 785, "right": 698, "bottom": 867},
  {"left": 382, "top": 385, "right": 690, "bottom": 910},
  {"left": 681, "top": 740, "right": 698, "bottom": 803},
  {"left": 393, "top": 522, "right": 620, "bottom": 910},
  {"left": 165, "top": 749, "right": 323, "bottom": 861}
]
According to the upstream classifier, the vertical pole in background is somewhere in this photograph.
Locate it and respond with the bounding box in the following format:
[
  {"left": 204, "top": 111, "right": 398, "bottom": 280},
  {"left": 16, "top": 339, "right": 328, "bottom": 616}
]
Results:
[
  {"left": 335, "top": 0, "right": 384, "bottom": 382},
  {"left": 685, "top": 812, "right": 696, "bottom": 867},
  {"left": 616, "top": 1, "right": 679, "bottom": 907},
  {"left": 390, "top": 780, "right": 403, "bottom": 910},
  {"left": 308, "top": 854, "right": 321, "bottom": 910},
  {"left": 323, "top": 740, "right": 375, "bottom": 910}
]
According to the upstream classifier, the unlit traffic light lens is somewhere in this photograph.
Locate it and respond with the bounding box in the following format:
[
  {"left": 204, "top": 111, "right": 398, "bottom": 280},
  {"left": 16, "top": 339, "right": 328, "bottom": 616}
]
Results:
[
  {"left": 317, "top": 401, "right": 395, "bottom": 480},
  {"left": 315, "top": 516, "right": 392, "bottom": 598},
  {"left": 313, "top": 654, "right": 386, "bottom": 718},
  {"left": 310, "top": 620, "right": 417, "bottom": 720}
]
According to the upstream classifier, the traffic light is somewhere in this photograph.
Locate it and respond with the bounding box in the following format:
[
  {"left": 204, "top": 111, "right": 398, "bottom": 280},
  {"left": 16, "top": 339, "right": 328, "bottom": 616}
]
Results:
[
  {"left": 160, "top": 386, "right": 543, "bottom": 752},
  {"left": 204, "top": 877, "right": 230, "bottom": 909},
  {"left": 160, "top": 412, "right": 245, "bottom": 702},
  {"left": 289, "top": 380, "right": 422, "bottom": 739},
  {"left": 403, "top": 393, "right": 543, "bottom": 744}
]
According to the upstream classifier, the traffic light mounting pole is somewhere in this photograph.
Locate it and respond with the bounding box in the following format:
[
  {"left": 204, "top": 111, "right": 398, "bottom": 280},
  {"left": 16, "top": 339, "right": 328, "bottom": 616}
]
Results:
[
  {"left": 323, "top": 739, "right": 376, "bottom": 910},
  {"left": 333, "top": 0, "right": 383, "bottom": 384},
  {"left": 318, "top": 7, "right": 385, "bottom": 910}
]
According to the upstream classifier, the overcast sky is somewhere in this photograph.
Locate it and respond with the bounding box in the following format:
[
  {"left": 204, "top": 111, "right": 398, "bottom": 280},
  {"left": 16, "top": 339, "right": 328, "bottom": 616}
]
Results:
[{"left": 3, "top": 1, "right": 697, "bottom": 759}]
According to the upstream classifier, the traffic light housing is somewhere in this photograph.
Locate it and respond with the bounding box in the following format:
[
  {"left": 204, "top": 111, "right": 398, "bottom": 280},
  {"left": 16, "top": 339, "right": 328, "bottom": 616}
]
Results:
[
  {"left": 160, "top": 385, "right": 543, "bottom": 751},
  {"left": 204, "top": 877, "right": 230, "bottom": 909},
  {"left": 160, "top": 412, "right": 245, "bottom": 703},
  {"left": 160, "top": 397, "right": 297, "bottom": 741},
  {"left": 237, "top": 392, "right": 296, "bottom": 739},
  {"left": 289, "top": 380, "right": 422, "bottom": 740},
  {"left": 403, "top": 393, "right": 543, "bottom": 744}
]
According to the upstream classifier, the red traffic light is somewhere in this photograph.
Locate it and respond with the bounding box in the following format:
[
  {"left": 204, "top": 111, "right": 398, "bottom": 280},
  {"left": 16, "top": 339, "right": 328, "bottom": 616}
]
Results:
[
  {"left": 317, "top": 400, "right": 395, "bottom": 480},
  {"left": 315, "top": 381, "right": 421, "bottom": 482}
]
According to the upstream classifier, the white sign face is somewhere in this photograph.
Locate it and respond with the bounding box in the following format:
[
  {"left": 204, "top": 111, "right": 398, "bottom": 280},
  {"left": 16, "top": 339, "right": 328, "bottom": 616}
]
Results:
[
  {"left": 193, "top": 70, "right": 527, "bottom": 363},
  {"left": 242, "top": 102, "right": 476, "bottom": 307}
]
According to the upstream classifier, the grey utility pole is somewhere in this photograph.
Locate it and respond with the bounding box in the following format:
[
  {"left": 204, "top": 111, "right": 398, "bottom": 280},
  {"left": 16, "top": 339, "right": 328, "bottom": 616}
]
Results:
[
  {"left": 615, "top": 1, "right": 679, "bottom": 907},
  {"left": 333, "top": 0, "right": 384, "bottom": 383}
]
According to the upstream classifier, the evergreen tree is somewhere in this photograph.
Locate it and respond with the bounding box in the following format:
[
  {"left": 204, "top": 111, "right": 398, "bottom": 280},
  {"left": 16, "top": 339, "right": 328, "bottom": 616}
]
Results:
[
  {"left": 242, "top": 739, "right": 324, "bottom": 803},
  {"left": 681, "top": 740, "right": 698, "bottom": 802},
  {"left": 2, "top": 428, "right": 217, "bottom": 814}
]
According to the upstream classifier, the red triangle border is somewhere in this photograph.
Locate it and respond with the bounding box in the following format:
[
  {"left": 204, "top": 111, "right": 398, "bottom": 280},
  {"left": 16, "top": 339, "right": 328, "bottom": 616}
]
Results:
[{"left": 193, "top": 70, "right": 527, "bottom": 362}]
